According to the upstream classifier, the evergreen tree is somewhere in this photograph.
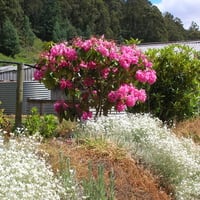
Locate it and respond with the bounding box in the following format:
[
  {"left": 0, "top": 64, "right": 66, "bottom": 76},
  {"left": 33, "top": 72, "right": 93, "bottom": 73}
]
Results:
[
  {"left": 105, "top": 0, "right": 123, "bottom": 39},
  {"left": 142, "top": 6, "right": 168, "bottom": 42},
  {"left": 187, "top": 21, "right": 200, "bottom": 40},
  {"left": 38, "top": 0, "right": 61, "bottom": 41},
  {"left": 0, "top": 0, "right": 24, "bottom": 28},
  {"left": 0, "top": 18, "right": 20, "bottom": 57},
  {"left": 23, "top": 0, "right": 44, "bottom": 36},
  {"left": 21, "top": 16, "right": 35, "bottom": 46},
  {"left": 164, "top": 12, "right": 186, "bottom": 41}
]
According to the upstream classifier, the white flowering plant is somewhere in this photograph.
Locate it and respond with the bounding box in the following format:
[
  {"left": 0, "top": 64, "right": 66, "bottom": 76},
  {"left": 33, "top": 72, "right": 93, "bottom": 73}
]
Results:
[
  {"left": 0, "top": 132, "right": 85, "bottom": 200},
  {"left": 79, "top": 113, "right": 200, "bottom": 200}
]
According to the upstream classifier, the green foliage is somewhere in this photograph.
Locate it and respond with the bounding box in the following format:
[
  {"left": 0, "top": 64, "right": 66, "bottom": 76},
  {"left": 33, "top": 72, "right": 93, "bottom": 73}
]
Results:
[
  {"left": 24, "top": 107, "right": 58, "bottom": 138},
  {"left": 0, "top": 18, "right": 20, "bottom": 57},
  {"left": 0, "top": 0, "right": 199, "bottom": 55},
  {"left": 124, "top": 37, "right": 142, "bottom": 45},
  {"left": 40, "top": 114, "right": 58, "bottom": 138},
  {"left": 163, "top": 12, "right": 186, "bottom": 41},
  {"left": 58, "top": 156, "right": 83, "bottom": 199},
  {"left": 0, "top": 38, "right": 44, "bottom": 64},
  {"left": 0, "top": 0, "right": 200, "bottom": 59},
  {"left": 0, "top": 101, "right": 11, "bottom": 131},
  {"left": 133, "top": 45, "right": 200, "bottom": 123},
  {"left": 82, "top": 162, "right": 115, "bottom": 200},
  {"left": 187, "top": 21, "right": 200, "bottom": 40},
  {"left": 21, "top": 16, "right": 35, "bottom": 47},
  {"left": 24, "top": 107, "right": 41, "bottom": 135}
]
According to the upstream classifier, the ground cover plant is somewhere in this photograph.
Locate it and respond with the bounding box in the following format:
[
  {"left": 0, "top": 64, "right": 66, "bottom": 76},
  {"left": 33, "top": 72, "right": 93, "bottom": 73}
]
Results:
[
  {"left": 79, "top": 113, "right": 200, "bottom": 200},
  {"left": 0, "top": 134, "right": 66, "bottom": 200},
  {"left": 0, "top": 108, "right": 200, "bottom": 199}
]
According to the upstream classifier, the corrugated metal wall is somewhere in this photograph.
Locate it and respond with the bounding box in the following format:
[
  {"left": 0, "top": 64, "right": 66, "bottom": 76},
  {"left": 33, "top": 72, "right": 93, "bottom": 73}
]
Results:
[
  {"left": 0, "top": 82, "right": 16, "bottom": 114},
  {"left": 0, "top": 66, "right": 35, "bottom": 81},
  {"left": 0, "top": 81, "right": 54, "bottom": 114}
]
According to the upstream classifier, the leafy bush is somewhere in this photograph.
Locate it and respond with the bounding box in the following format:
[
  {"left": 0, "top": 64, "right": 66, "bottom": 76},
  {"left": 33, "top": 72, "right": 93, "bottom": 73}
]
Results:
[
  {"left": 130, "top": 44, "right": 200, "bottom": 123},
  {"left": 34, "top": 36, "right": 156, "bottom": 122},
  {"left": 40, "top": 114, "right": 58, "bottom": 138},
  {"left": 24, "top": 107, "right": 58, "bottom": 138}
]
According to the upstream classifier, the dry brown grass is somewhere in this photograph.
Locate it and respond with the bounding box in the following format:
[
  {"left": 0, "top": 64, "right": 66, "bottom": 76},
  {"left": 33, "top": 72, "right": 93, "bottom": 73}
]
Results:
[
  {"left": 40, "top": 138, "right": 173, "bottom": 200},
  {"left": 172, "top": 116, "right": 200, "bottom": 144}
]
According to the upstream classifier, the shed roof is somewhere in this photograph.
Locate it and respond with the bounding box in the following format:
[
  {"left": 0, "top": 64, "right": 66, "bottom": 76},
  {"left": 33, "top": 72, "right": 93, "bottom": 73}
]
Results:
[{"left": 0, "top": 65, "right": 30, "bottom": 73}]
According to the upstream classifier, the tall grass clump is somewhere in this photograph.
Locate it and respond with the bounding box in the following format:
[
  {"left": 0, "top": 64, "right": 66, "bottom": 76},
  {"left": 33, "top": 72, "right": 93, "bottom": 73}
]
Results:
[
  {"left": 58, "top": 154, "right": 86, "bottom": 200},
  {"left": 79, "top": 113, "right": 200, "bottom": 200},
  {"left": 81, "top": 162, "right": 115, "bottom": 200}
]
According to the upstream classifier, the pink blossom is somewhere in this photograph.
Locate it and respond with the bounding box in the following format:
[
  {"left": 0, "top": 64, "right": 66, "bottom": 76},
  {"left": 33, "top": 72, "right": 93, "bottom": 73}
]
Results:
[
  {"left": 101, "top": 68, "right": 110, "bottom": 79},
  {"left": 143, "top": 57, "right": 153, "bottom": 68},
  {"left": 50, "top": 43, "right": 77, "bottom": 61},
  {"left": 112, "top": 67, "right": 118, "bottom": 73},
  {"left": 92, "top": 90, "right": 97, "bottom": 96},
  {"left": 80, "top": 40, "right": 93, "bottom": 51},
  {"left": 146, "top": 70, "right": 157, "bottom": 85},
  {"left": 97, "top": 45, "right": 109, "bottom": 57},
  {"left": 135, "top": 70, "right": 147, "bottom": 83},
  {"left": 137, "top": 89, "right": 147, "bottom": 102},
  {"left": 88, "top": 61, "right": 97, "bottom": 69},
  {"left": 58, "top": 60, "right": 70, "bottom": 68},
  {"left": 108, "top": 91, "right": 117, "bottom": 102},
  {"left": 119, "top": 58, "right": 131, "bottom": 69},
  {"left": 81, "top": 111, "right": 93, "bottom": 120},
  {"left": 54, "top": 100, "right": 68, "bottom": 113},
  {"left": 79, "top": 61, "right": 88, "bottom": 68},
  {"left": 117, "top": 84, "right": 130, "bottom": 98},
  {"left": 63, "top": 47, "right": 77, "bottom": 61},
  {"left": 59, "top": 79, "right": 73, "bottom": 89},
  {"left": 116, "top": 101, "right": 127, "bottom": 112},
  {"left": 34, "top": 70, "right": 44, "bottom": 80},
  {"left": 125, "top": 95, "right": 136, "bottom": 107},
  {"left": 109, "top": 48, "right": 119, "bottom": 60}
]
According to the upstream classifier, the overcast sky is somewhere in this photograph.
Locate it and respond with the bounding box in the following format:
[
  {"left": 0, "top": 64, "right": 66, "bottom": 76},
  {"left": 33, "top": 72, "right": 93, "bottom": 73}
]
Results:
[{"left": 149, "top": 0, "right": 200, "bottom": 29}]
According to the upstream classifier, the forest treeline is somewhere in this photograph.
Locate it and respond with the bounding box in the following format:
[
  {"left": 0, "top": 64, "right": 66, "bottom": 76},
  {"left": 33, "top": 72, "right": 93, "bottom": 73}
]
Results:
[{"left": 1, "top": 0, "right": 200, "bottom": 57}]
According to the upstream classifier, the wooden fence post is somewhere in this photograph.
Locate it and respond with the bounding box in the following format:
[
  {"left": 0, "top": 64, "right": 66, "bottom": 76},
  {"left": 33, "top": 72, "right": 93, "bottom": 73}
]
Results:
[{"left": 15, "top": 63, "right": 24, "bottom": 128}]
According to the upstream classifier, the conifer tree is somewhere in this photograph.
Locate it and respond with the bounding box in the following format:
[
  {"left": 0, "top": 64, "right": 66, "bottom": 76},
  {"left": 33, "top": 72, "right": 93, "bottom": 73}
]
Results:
[
  {"left": 0, "top": 18, "right": 20, "bottom": 57},
  {"left": 21, "top": 16, "right": 35, "bottom": 46}
]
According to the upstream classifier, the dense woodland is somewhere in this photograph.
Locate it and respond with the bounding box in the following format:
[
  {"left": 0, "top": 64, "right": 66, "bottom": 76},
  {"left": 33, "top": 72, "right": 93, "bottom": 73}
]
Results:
[{"left": 1, "top": 0, "right": 200, "bottom": 57}]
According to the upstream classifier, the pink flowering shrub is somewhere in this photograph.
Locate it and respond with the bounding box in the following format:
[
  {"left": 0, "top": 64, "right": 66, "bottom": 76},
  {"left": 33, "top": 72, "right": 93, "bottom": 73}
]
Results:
[{"left": 34, "top": 36, "right": 156, "bottom": 121}]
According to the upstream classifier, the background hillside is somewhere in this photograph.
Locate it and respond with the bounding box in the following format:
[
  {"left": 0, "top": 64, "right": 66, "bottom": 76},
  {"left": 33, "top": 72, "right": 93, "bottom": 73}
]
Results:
[{"left": 1, "top": 0, "right": 200, "bottom": 57}]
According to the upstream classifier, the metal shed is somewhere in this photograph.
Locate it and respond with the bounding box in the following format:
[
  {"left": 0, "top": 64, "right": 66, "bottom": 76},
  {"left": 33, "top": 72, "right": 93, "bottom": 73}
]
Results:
[{"left": 0, "top": 65, "right": 55, "bottom": 115}]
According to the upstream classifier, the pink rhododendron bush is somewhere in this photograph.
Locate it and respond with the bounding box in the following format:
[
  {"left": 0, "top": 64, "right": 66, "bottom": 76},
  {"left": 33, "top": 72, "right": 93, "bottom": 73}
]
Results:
[{"left": 34, "top": 36, "right": 156, "bottom": 121}]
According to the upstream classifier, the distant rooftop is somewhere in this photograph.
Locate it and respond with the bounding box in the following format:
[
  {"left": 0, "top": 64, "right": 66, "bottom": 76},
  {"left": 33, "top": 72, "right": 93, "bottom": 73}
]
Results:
[{"left": 139, "top": 40, "right": 200, "bottom": 51}]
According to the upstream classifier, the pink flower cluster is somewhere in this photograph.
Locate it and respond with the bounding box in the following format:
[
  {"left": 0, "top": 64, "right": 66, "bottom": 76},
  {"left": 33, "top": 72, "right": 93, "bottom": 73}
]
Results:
[
  {"left": 135, "top": 69, "right": 157, "bottom": 85},
  {"left": 59, "top": 79, "right": 73, "bottom": 89},
  {"left": 54, "top": 100, "right": 68, "bottom": 113},
  {"left": 108, "top": 84, "right": 147, "bottom": 112},
  {"left": 34, "top": 36, "right": 156, "bottom": 121},
  {"left": 54, "top": 100, "right": 93, "bottom": 121}
]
